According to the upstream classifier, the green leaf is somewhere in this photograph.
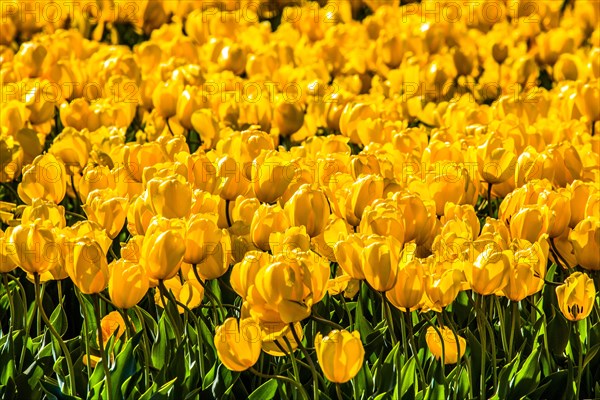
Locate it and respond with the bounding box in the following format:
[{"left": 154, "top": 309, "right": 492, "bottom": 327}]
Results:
[
  {"left": 547, "top": 312, "right": 570, "bottom": 355},
  {"left": 583, "top": 343, "right": 600, "bottom": 370},
  {"left": 496, "top": 353, "right": 520, "bottom": 399},
  {"left": 508, "top": 346, "right": 541, "bottom": 398},
  {"left": 248, "top": 379, "right": 278, "bottom": 400},
  {"left": 50, "top": 304, "right": 68, "bottom": 336},
  {"left": 400, "top": 357, "right": 416, "bottom": 400}
]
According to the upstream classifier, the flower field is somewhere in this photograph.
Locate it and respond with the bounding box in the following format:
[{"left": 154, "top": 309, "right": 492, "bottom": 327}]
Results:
[{"left": 0, "top": 0, "right": 599, "bottom": 399}]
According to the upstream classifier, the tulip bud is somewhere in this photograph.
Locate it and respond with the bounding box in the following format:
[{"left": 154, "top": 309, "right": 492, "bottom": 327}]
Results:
[
  {"left": 8, "top": 219, "right": 59, "bottom": 275},
  {"left": 147, "top": 175, "right": 193, "bottom": 219},
  {"left": 252, "top": 150, "right": 295, "bottom": 204},
  {"left": 386, "top": 256, "right": 426, "bottom": 312},
  {"left": 66, "top": 237, "right": 109, "bottom": 294},
  {"left": 83, "top": 188, "right": 129, "bottom": 239},
  {"left": 231, "top": 251, "right": 272, "bottom": 299},
  {"left": 152, "top": 79, "right": 182, "bottom": 119},
  {"left": 108, "top": 259, "right": 149, "bottom": 309},
  {"left": 285, "top": 184, "right": 330, "bottom": 238},
  {"left": 569, "top": 217, "right": 600, "bottom": 271},
  {"left": 509, "top": 205, "right": 552, "bottom": 243},
  {"left": 424, "top": 267, "right": 466, "bottom": 312},
  {"left": 176, "top": 86, "right": 209, "bottom": 130},
  {"left": 361, "top": 235, "right": 401, "bottom": 292},
  {"left": 425, "top": 326, "right": 466, "bottom": 364},
  {"left": 315, "top": 330, "right": 364, "bottom": 383},
  {"left": 18, "top": 153, "right": 67, "bottom": 205},
  {"left": 140, "top": 217, "right": 186, "bottom": 281},
  {"left": 273, "top": 100, "right": 304, "bottom": 137},
  {"left": 214, "top": 317, "right": 261, "bottom": 371},
  {"left": 194, "top": 229, "right": 231, "bottom": 280},
  {"left": 556, "top": 272, "right": 596, "bottom": 322}
]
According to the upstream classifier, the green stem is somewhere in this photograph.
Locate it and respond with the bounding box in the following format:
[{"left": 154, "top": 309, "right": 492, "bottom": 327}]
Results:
[
  {"left": 249, "top": 367, "right": 310, "bottom": 400},
  {"left": 282, "top": 336, "right": 301, "bottom": 400},
  {"left": 74, "top": 289, "right": 92, "bottom": 381},
  {"left": 192, "top": 264, "right": 225, "bottom": 321},
  {"left": 310, "top": 313, "right": 344, "bottom": 330},
  {"left": 574, "top": 322, "right": 583, "bottom": 400},
  {"left": 93, "top": 294, "right": 113, "bottom": 400},
  {"left": 289, "top": 323, "right": 320, "bottom": 400},
  {"left": 476, "top": 295, "right": 487, "bottom": 398},
  {"left": 2, "top": 274, "right": 15, "bottom": 364},
  {"left": 35, "top": 273, "right": 77, "bottom": 396},
  {"left": 382, "top": 294, "right": 397, "bottom": 346},
  {"left": 157, "top": 280, "right": 182, "bottom": 345},
  {"left": 508, "top": 301, "right": 519, "bottom": 361},
  {"left": 335, "top": 383, "right": 343, "bottom": 400},
  {"left": 339, "top": 294, "right": 353, "bottom": 330},
  {"left": 171, "top": 298, "right": 205, "bottom": 378},
  {"left": 133, "top": 306, "right": 151, "bottom": 388},
  {"left": 405, "top": 311, "right": 426, "bottom": 389}
]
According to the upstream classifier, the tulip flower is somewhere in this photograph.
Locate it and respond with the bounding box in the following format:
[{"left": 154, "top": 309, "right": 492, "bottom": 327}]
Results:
[
  {"left": 83, "top": 188, "right": 129, "bottom": 239},
  {"left": 65, "top": 237, "right": 110, "bottom": 294},
  {"left": 556, "top": 272, "right": 596, "bottom": 322},
  {"left": 21, "top": 198, "right": 66, "bottom": 229},
  {"left": 285, "top": 184, "right": 330, "bottom": 237},
  {"left": 315, "top": 330, "right": 364, "bottom": 383},
  {"left": 0, "top": 229, "right": 17, "bottom": 274},
  {"left": 184, "top": 213, "right": 222, "bottom": 265},
  {"left": 214, "top": 318, "right": 261, "bottom": 372},
  {"left": 334, "top": 234, "right": 366, "bottom": 280},
  {"left": 140, "top": 217, "right": 186, "bottom": 281},
  {"left": 466, "top": 245, "right": 511, "bottom": 296},
  {"left": 108, "top": 259, "right": 149, "bottom": 309},
  {"left": 345, "top": 174, "right": 384, "bottom": 226},
  {"left": 361, "top": 235, "right": 402, "bottom": 292},
  {"left": 251, "top": 149, "right": 295, "bottom": 204},
  {"left": 78, "top": 164, "right": 116, "bottom": 203},
  {"left": 8, "top": 219, "right": 60, "bottom": 275},
  {"left": 250, "top": 204, "right": 290, "bottom": 251},
  {"left": 147, "top": 175, "right": 193, "bottom": 219},
  {"left": 18, "top": 153, "right": 67, "bottom": 205},
  {"left": 425, "top": 326, "right": 466, "bottom": 364},
  {"left": 569, "top": 217, "right": 600, "bottom": 271},
  {"left": 230, "top": 251, "right": 273, "bottom": 299},
  {"left": 49, "top": 128, "right": 92, "bottom": 172},
  {"left": 385, "top": 256, "right": 426, "bottom": 312}
]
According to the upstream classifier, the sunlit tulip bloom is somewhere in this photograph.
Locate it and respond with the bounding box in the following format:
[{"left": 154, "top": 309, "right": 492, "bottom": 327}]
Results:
[
  {"left": 140, "top": 217, "right": 186, "bottom": 281},
  {"left": 361, "top": 235, "right": 402, "bottom": 292},
  {"left": 360, "top": 199, "right": 405, "bottom": 245},
  {"left": 100, "top": 311, "right": 127, "bottom": 346},
  {"left": 49, "top": 128, "right": 92, "bottom": 172},
  {"left": 123, "top": 142, "right": 168, "bottom": 183},
  {"left": 556, "top": 272, "right": 596, "bottom": 321},
  {"left": 465, "top": 245, "right": 511, "bottom": 296},
  {"left": 273, "top": 99, "right": 305, "bottom": 137},
  {"left": 426, "top": 326, "right": 466, "bottom": 364},
  {"left": 345, "top": 174, "right": 384, "bottom": 226},
  {"left": 250, "top": 204, "right": 290, "bottom": 251},
  {"left": 78, "top": 164, "right": 116, "bottom": 203},
  {"left": 269, "top": 226, "right": 311, "bottom": 255},
  {"left": 442, "top": 203, "right": 480, "bottom": 240},
  {"left": 568, "top": 181, "right": 597, "bottom": 228},
  {"left": 176, "top": 86, "right": 209, "bottom": 130},
  {"left": 214, "top": 318, "right": 261, "bottom": 372},
  {"left": 386, "top": 254, "right": 426, "bottom": 312},
  {"left": 155, "top": 277, "right": 205, "bottom": 314},
  {"left": 152, "top": 79, "right": 182, "bottom": 119},
  {"left": 194, "top": 229, "right": 232, "bottom": 280},
  {"left": 8, "top": 219, "right": 60, "bottom": 275},
  {"left": 230, "top": 251, "right": 273, "bottom": 299},
  {"left": 146, "top": 175, "right": 193, "bottom": 219},
  {"left": 217, "top": 155, "right": 251, "bottom": 201},
  {"left": 18, "top": 153, "right": 67, "bottom": 205},
  {"left": 515, "top": 147, "right": 555, "bottom": 187},
  {"left": 184, "top": 213, "right": 222, "bottom": 265},
  {"left": 83, "top": 188, "right": 128, "bottom": 239},
  {"left": 569, "top": 217, "right": 600, "bottom": 271},
  {"left": 0, "top": 229, "right": 17, "bottom": 274},
  {"left": 425, "top": 163, "right": 478, "bottom": 216},
  {"left": 65, "top": 237, "right": 109, "bottom": 294},
  {"left": 509, "top": 205, "right": 553, "bottom": 242},
  {"left": 315, "top": 330, "right": 364, "bottom": 383},
  {"left": 127, "top": 193, "right": 155, "bottom": 236},
  {"left": 424, "top": 267, "right": 467, "bottom": 312},
  {"left": 536, "top": 189, "right": 571, "bottom": 238},
  {"left": 108, "top": 259, "right": 149, "bottom": 309},
  {"left": 396, "top": 192, "right": 435, "bottom": 245},
  {"left": 334, "top": 234, "right": 366, "bottom": 280},
  {"left": 21, "top": 198, "right": 66, "bottom": 229},
  {"left": 500, "top": 237, "right": 550, "bottom": 301},
  {"left": 176, "top": 152, "right": 219, "bottom": 193},
  {"left": 251, "top": 150, "right": 295, "bottom": 204},
  {"left": 285, "top": 184, "right": 330, "bottom": 237},
  {"left": 260, "top": 321, "right": 303, "bottom": 356}
]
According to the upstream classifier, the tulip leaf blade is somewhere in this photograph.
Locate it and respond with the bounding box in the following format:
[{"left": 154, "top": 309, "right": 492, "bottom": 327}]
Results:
[
  {"left": 248, "top": 378, "right": 278, "bottom": 400},
  {"left": 508, "top": 345, "right": 541, "bottom": 398}
]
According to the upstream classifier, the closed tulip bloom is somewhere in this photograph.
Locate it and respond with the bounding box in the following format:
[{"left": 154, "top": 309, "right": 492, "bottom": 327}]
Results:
[
  {"left": 315, "top": 330, "right": 364, "bottom": 383},
  {"left": 127, "top": 193, "right": 155, "bottom": 236},
  {"left": 49, "top": 128, "right": 92, "bottom": 172},
  {"left": 260, "top": 321, "right": 303, "bottom": 357},
  {"left": 8, "top": 219, "right": 60, "bottom": 275},
  {"left": 386, "top": 257, "right": 426, "bottom": 312},
  {"left": 83, "top": 188, "right": 129, "bottom": 239},
  {"left": 425, "top": 268, "right": 466, "bottom": 312},
  {"left": 194, "top": 229, "right": 232, "bottom": 280},
  {"left": 176, "top": 86, "right": 208, "bottom": 130},
  {"left": 152, "top": 79, "right": 181, "bottom": 119},
  {"left": 252, "top": 150, "right": 295, "bottom": 204},
  {"left": 21, "top": 198, "right": 66, "bottom": 229},
  {"left": 334, "top": 234, "right": 366, "bottom": 280},
  {"left": 537, "top": 190, "right": 571, "bottom": 238},
  {"left": 361, "top": 235, "right": 401, "bottom": 292},
  {"left": 0, "top": 229, "right": 17, "bottom": 274},
  {"left": 285, "top": 184, "right": 330, "bottom": 237},
  {"left": 396, "top": 192, "right": 434, "bottom": 245},
  {"left": 360, "top": 199, "right": 406, "bottom": 244},
  {"left": 556, "top": 272, "right": 596, "bottom": 321},
  {"left": 214, "top": 317, "right": 261, "bottom": 372},
  {"left": 123, "top": 142, "right": 168, "bottom": 183},
  {"left": 78, "top": 164, "right": 115, "bottom": 203},
  {"left": 515, "top": 147, "right": 555, "bottom": 187},
  {"left": 426, "top": 326, "right": 466, "bottom": 364},
  {"left": 466, "top": 245, "right": 511, "bottom": 296},
  {"left": 100, "top": 311, "right": 128, "bottom": 346},
  {"left": 346, "top": 174, "right": 384, "bottom": 226},
  {"left": 250, "top": 204, "right": 290, "bottom": 251},
  {"left": 569, "top": 217, "right": 600, "bottom": 271},
  {"left": 273, "top": 100, "right": 305, "bottom": 137},
  {"left": 154, "top": 277, "right": 205, "bottom": 313},
  {"left": 147, "top": 175, "right": 193, "bottom": 219},
  {"left": 231, "top": 251, "right": 273, "bottom": 298},
  {"left": 426, "top": 164, "right": 478, "bottom": 216},
  {"left": 509, "top": 205, "right": 552, "bottom": 243},
  {"left": 66, "top": 237, "right": 109, "bottom": 294},
  {"left": 254, "top": 259, "right": 312, "bottom": 323},
  {"left": 140, "top": 217, "right": 186, "bottom": 281},
  {"left": 184, "top": 213, "right": 222, "bottom": 265},
  {"left": 218, "top": 155, "right": 250, "bottom": 201},
  {"left": 18, "top": 153, "right": 67, "bottom": 205},
  {"left": 567, "top": 181, "right": 596, "bottom": 228},
  {"left": 501, "top": 237, "right": 549, "bottom": 301},
  {"left": 108, "top": 259, "right": 149, "bottom": 309},
  {"left": 442, "top": 203, "right": 480, "bottom": 240}
]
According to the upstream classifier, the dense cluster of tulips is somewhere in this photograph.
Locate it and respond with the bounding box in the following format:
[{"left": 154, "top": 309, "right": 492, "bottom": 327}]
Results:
[{"left": 0, "top": 0, "right": 599, "bottom": 399}]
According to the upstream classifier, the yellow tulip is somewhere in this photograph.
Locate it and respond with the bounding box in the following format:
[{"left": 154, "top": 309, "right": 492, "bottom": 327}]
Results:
[
  {"left": 108, "top": 259, "right": 149, "bottom": 309},
  {"left": 140, "top": 217, "right": 186, "bottom": 281},
  {"left": 361, "top": 235, "right": 402, "bottom": 292},
  {"left": 556, "top": 272, "right": 596, "bottom": 321},
  {"left": 184, "top": 213, "right": 222, "bottom": 265},
  {"left": 466, "top": 246, "right": 512, "bottom": 296},
  {"left": 83, "top": 188, "right": 129, "bottom": 239},
  {"left": 65, "top": 237, "right": 109, "bottom": 294},
  {"left": 230, "top": 251, "right": 273, "bottom": 299},
  {"left": 18, "top": 153, "right": 67, "bottom": 205},
  {"left": 146, "top": 175, "right": 193, "bottom": 219},
  {"left": 334, "top": 234, "right": 366, "bottom": 280},
  {"left": 214, "top": 317, "right": 261, "bottom": 372},
  {"left": 0, "top": 229, "right": 17, "bottom": 274},
  {"left": 386, "top": 256, "right": 426, "bottom": 312},
  {"left": 49, "top": 128, "right": 92, "bottom": 172},
  {"left": 21, "top": 198, "right": 66, "bottom": 229},
  {"left": 251, "top": 149, "right": 295, "bottom": 204},
  {"left": 426, "top": 326, "right": 466, "bottom": 365},
  {"left": 315, "top": 330, "right": 364, "bottom": 383},
  {"left": 8, "top": 219, "right": 60, "bottom": 275},
  {"left": 346, "top": 174, "right": 384, "bottom": 226},
  {"left": 78, "top": 164, "right": 115, "bottom": 203},
  {"left": 250, "top": 204, "right": 290, "bottom": 251},
  {"left": 285, "top": 184, "right": 330, "bottom": 237},
  {"left": 569, "top": 217, "right": 600, "bottom": 271}
]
